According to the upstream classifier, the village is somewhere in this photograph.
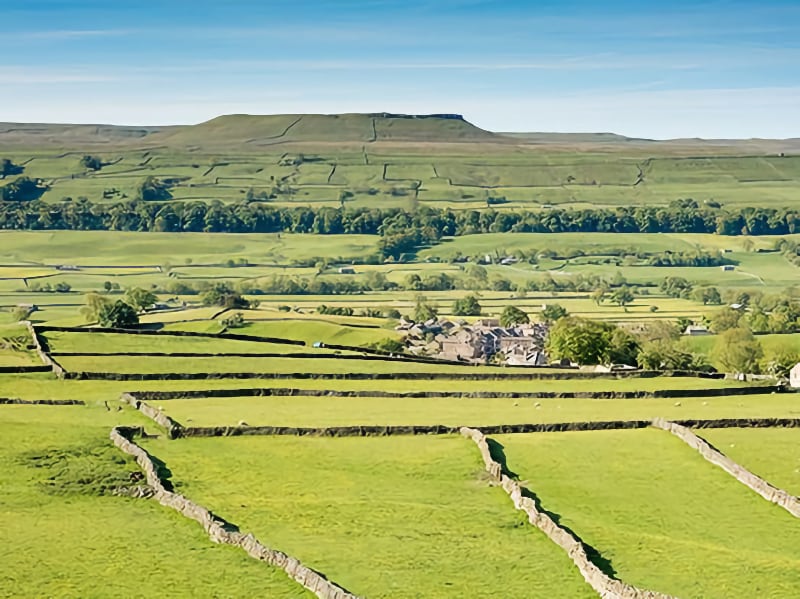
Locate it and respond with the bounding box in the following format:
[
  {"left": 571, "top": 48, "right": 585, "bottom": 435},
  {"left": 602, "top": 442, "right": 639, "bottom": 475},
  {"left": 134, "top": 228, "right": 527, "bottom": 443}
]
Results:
[{"left": 397, "top": 317, "right": 550, "bottom": 366}]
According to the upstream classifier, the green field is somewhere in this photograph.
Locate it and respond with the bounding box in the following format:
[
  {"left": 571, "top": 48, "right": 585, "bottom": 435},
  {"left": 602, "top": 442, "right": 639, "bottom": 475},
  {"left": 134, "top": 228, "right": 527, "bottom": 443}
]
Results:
[
  {"left": 141, "top": 434, "right": 596, "bottom": 598},
  {"left": 496, "top": 429, "right": 800, "bottom": 598},
  {"left": 149, "top": 393, "right": 796, "bottom": 429},
  {"left": 3, "top": 114, "right": 800, "bottom": 596},
  {"left": 0, "top": 405, "right": 311, "bottom": 598},
  {"left": 700, "top": 428, "right": 800, "bottom": 495},
  {"left": 5, "top": 114, "right": 800, "bottom": 210}
]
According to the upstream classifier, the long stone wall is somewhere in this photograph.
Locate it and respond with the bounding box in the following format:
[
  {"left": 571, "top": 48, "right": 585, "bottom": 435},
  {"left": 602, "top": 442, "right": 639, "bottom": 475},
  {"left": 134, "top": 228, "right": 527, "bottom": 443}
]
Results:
[
  {"left": 56, "top": 364, "right": 729, "bottom": 382},
  {"left": 0, "top": 397, "right": 84, "bottom": 405},
  {"left": 123, "top": 385, "right": 778, "bottom": 402},
  {"left": 0, "top": 365, "right": 53, "bottom": 374},
  {"left": 26, "top": 322, "right": 66, "bottom": 378},
  {"left": 36, "top": 325, "right": 306, "bottom": 347},
  {"left": 109, "top": 426, "right": 359, "bottom": 598},
  {"left": 120, "top": 392, "right": 184, "bottom": 439},
  {"left": 460, "top": 426, "right": 673, "bottom": 599},
  {"left": 652, "top": 418, "right": 800, "bottom": 518}
]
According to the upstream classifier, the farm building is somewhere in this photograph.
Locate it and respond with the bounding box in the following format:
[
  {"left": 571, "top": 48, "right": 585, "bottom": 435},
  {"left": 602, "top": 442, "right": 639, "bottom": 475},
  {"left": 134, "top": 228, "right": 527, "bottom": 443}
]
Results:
[
  {"left": 338, "top": 267, "right": 356, "bottom": 274},
  {"left": 720, "top": 265, "right": 735, "bottom": 271},
  {"left": 790, "top": 363, "right": 800, "bottom": 388},
  {"left": 403, "top": 318, "right": 548, "bottom": 364},
  {"left": 683, "top": 325, "right": 710, "bottom": 336}
]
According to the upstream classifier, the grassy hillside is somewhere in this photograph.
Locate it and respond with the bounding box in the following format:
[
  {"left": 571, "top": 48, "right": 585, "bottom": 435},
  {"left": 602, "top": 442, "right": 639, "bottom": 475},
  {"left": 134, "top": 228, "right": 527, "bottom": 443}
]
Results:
[
  {"left": 3, "top": 113, "right": 800, "bottom": 209},
  {"left": 152, "top": 113, "right": 504, "bottom": 147}
]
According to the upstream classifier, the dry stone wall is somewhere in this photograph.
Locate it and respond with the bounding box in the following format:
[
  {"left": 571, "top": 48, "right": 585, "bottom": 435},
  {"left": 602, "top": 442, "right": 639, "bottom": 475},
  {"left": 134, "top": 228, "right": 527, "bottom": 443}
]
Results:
[
  {"left": 0, "top": 397, "right": 83, "bottom": 405},
  {"left": 124, "top": 385, "right": 776, "bottom": 402},
  {"left": 460, "top": 426, "right": 674, "bottom": 599},
  {"left": 51, "top": 366, "right": 725, "bottom": 381},
  {"left": 652, "top": 418, "right": 800, "bottom": 518},
  {"left": 35, "top": 325, "right": 306, "bottom": 347},
  {"left": 26, "top": 322, "right": 65, "bottom": 378},
  {"left": 109, "top": 426, "right": 360, "bottom": 599},
  {"left": 121, "top": 393, "right": 184, "bottom": 439}
]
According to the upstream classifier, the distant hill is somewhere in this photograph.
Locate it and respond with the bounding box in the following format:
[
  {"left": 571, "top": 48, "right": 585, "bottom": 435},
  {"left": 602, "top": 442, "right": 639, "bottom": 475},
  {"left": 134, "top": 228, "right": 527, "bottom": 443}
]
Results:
[
  {"left": 151, "top": 113, "right": 506, "bottom": 147},
  {"left": 0, "top": 122, "right": 176, "bottom": 148},
  {"left": 501, "top": 132, "right": 650, "bottom": 143},
  {"left": 1, "top": 114, "right": 799, "bottom": 154}
]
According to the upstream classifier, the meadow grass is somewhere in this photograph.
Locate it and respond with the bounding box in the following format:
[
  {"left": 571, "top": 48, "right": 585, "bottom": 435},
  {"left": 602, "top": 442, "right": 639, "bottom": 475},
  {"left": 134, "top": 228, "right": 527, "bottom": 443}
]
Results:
[
  {"left": 700, "top": 428, "right": 800, "bottom": 495},
  {"left": 495, "top": 429, "right": 800, "bottom": 598},
  {"left": 150, "top": 393, "right": 798, "bottom": 428},
  {"left": 140, "top": 435, "right": 595, "bottom": 599},
  {"left": 0, "top": 405, "right": 310, "bottom": 598},
  {"left": 0, "top": 231, "right": 378, "bottom": 266},
  {"left": 683, "top": 333, "right": 800, "bottom": 368},
  {"left": 149, "top": 395, "right": 800, "bottom": 428}
]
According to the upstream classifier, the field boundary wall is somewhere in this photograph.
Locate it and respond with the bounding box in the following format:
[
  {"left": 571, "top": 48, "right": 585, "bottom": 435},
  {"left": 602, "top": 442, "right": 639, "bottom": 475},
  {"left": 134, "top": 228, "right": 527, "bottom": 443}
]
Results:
[
  {"left": 653, "top": 418, "right": 800, "bottom": 517},
  {"left": 26, "top": 322, "right": 66, "bottom": 378},
  {"left": 123, "top": 385, "right": 779, "bottom": 401},
  {"left": 109, "top": 426, "right": 360, "bottom": 599},
  {"left": 0, "top": 397, "right": 84, "bottom": 405},
  {"left": 0, "top": 365, "right": 53, "bottom": 374},
  {"left": 52, "top": 361, "right": 727, "bottom": 380},
  {"left": 460, "top": 426, "right": 673, "bottom": 599},
  {"left": 35, "top": 325, "right": 306, "bottom": 347}
]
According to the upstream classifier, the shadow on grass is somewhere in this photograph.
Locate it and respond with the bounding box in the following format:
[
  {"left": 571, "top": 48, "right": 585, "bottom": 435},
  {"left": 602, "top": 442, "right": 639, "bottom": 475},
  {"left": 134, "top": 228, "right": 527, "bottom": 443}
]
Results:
[
  {"left": 486, "top": 437, "right": 619, "bottom": 581},
  {"left": 148, "top": 448, "right": 240, "bottom": 533}
]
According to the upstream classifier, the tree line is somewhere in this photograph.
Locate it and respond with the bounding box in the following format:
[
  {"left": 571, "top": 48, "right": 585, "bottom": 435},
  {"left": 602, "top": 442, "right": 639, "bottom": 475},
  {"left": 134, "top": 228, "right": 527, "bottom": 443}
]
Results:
[{"left": 3, "top": 198, "right": 800, "bottom": 240}]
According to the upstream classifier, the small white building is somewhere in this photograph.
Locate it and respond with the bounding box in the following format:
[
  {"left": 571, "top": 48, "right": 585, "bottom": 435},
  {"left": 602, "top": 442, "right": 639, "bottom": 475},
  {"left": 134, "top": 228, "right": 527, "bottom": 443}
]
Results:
[
  {"left": 683, "top": 325, "right": 711, "bottom": 336},
  {"left": 790, "top": 363, "right": 800, "bottom": 388},
  {"left": 720, "top": 265, "right": 735, "bottom": 272},
  {"left": 338, "top": 267, "right": 355, "bottom": 275}
]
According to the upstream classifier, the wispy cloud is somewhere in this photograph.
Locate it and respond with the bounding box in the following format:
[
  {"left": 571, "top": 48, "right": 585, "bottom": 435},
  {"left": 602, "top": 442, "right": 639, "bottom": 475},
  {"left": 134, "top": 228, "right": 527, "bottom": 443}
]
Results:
[
  {"left": 0, "top": 67, "right": 116, "bottom": 84},
  {"left": 5, "top": 28, "right": 138, "bottom": 40}
]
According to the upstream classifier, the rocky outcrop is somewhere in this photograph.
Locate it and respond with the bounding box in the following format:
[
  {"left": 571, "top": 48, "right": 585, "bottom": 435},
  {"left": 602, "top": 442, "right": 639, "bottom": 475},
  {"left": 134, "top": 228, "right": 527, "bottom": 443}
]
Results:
[
  {"left": 460, "top": 426, "right": 674, "bottom": 599},
  {"left": 110, "top": 426, "right": 359, "bottom": 599},
  {"left": 652, "top": 418, "right": 800, "bottom": 518}
]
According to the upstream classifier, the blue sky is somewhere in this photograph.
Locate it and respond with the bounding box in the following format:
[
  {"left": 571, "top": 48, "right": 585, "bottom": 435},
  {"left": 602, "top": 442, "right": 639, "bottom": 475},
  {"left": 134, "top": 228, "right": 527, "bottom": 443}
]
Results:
[{"left": 2, "top": 0, "right": 799, "bottom": 138}]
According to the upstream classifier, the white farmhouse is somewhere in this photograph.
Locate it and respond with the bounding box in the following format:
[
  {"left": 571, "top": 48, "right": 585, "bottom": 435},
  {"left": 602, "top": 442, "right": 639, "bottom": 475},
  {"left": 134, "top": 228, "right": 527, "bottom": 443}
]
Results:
[{"left": 790, "top": 363, "right": 800, "bottom": 388}]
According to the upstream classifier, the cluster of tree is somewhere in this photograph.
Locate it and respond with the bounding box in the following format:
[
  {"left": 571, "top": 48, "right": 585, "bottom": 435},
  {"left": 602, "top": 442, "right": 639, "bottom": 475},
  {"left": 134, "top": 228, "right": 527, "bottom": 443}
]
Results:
[
  {"left": 452, "top": 295, "right": 481, "bottom": 316},
  {"left": 592, "top": 286, "right": 635, "bottom": 307},
  {"left": 82, "top": 293, "right": 139, "bottom": 328},
  {"left": 646, "top": 250, "right": 729, "bottom": 267},
  {"left": 0, "top": 159, "right": 23, "bottom": 179},
  {"left": 368, "top": 337, "right": 405, "bottom": 353},
  {"left": 317, "top": 305, "right": 355, "bottom": 316},
  {"left": 317, "top": 305, "right": 396, "bottom": 319},
  {"left": 80, "top": 155, "right": 105, "bottom": 171},
  {"left": 137, "top": 176, "right": 173, "bottom": 201},
  {"left": 499, "top": 305, "right": 529, "bottom": 327},
  {"left": 1, "top": 177, "right": 47, "bottom": 202},
  {"left": 220, "top": 312, "right": 247, "bottom": 329},
  {"left": 4, "top": 198, "right": 800, "bottom": 238},
  {"left": 545, "top": 317, "right": 640, "bottom": 366},
  {"left": 413, "top": 296, "right": 438, "bottom": 322},
  {"left": 29, "top": 281, "right": 71, "bottom": 293},
  {"left": 201, "top": 283, "right": 252, "bottom": 309},
  {"left": 707, "top": 295, "right": 800, "bottom": 334}
]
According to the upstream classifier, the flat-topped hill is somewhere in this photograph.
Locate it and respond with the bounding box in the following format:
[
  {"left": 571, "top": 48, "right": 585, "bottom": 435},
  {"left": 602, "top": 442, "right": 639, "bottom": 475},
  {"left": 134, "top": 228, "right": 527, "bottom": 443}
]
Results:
[{"left": 151, "top": 113, "right": 506, "bottom": 147}]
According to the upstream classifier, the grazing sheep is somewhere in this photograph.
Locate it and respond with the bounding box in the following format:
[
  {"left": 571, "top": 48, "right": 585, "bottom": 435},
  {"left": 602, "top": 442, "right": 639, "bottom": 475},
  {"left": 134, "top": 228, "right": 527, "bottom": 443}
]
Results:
[{"left": 238, "top": 420, "right": 249, "bottom": 427}]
